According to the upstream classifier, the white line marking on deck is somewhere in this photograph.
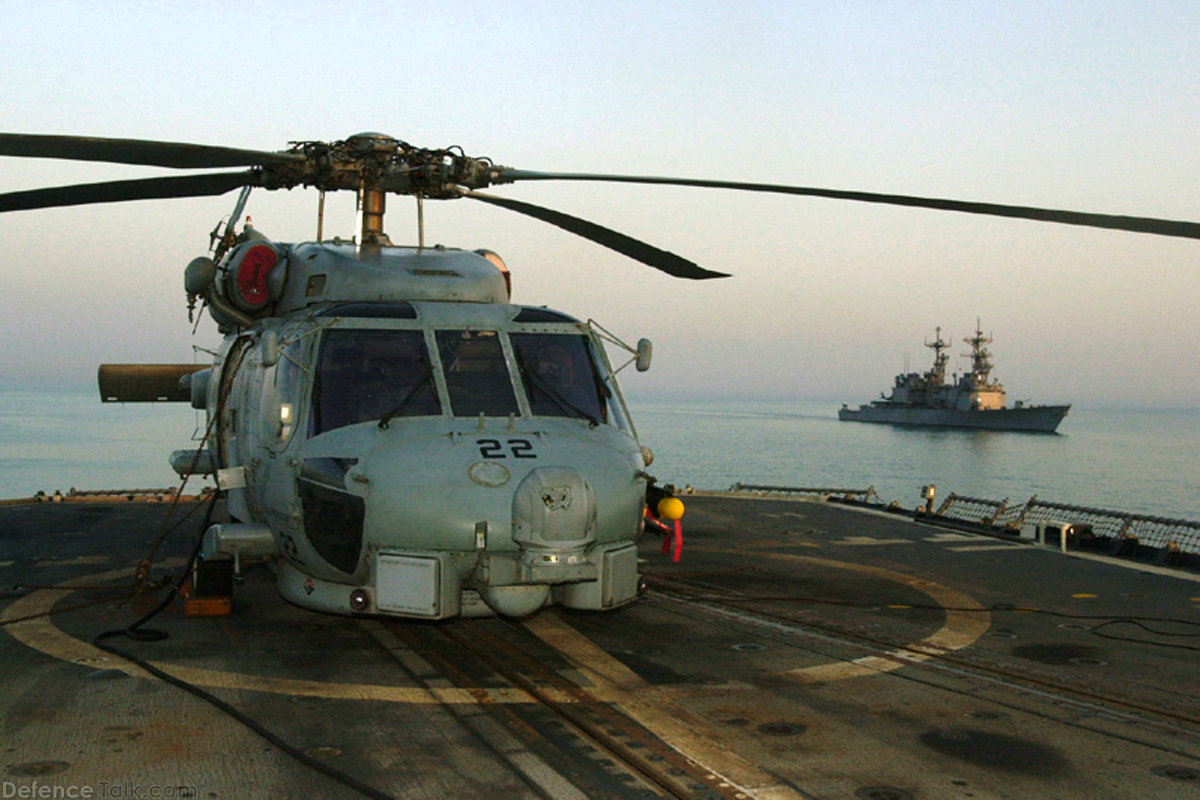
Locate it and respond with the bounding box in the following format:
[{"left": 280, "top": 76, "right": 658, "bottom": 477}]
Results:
[
  {"left": 944, "top": 544, "right": 1024, "bottom": 553},
  {"left": 923, "top": 533, "right": 975, "bottom": 542},
  {"left": 832, "top": 536, "right": 911, "bottom": 546}
]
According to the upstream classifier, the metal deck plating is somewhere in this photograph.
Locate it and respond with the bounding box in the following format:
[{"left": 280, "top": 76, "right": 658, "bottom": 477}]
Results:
[{"left": 2, "top": 494, "right": 1199, "bottom": 799}]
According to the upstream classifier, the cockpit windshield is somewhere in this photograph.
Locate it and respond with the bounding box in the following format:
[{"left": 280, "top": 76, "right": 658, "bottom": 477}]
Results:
[
  {"left": 435, "top": 330, "right": 520, "bottom": 417},
  {"left": 511, "top": 333, "right": 607, "bottom": 424},
  {"left": 310, "top": 325, "right": 618, "bottom": 433},
  {"left": 313, "top": 329, "right": 439, "bottom": 434}
]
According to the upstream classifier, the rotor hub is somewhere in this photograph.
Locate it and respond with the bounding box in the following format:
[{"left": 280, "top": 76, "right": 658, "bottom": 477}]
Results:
[{"left": 264, "top": 135, "right": 500, "bottom": 201}]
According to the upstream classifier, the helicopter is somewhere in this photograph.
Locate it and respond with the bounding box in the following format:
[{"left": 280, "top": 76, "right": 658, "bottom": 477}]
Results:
[{"left": 2, "top": 131, "right": 1198, "bottom": 621}]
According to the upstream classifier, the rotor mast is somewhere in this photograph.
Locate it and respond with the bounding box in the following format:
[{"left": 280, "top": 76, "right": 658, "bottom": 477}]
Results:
[
  {"left": 348, "top": 133, "right": 394, "bottom": 248},
  {"left": 357, "top": 185, "right": 388, "bottom": 245}
]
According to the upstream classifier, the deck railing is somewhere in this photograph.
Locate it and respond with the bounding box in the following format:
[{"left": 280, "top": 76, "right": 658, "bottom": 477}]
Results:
[
  {"left": 722, "top": 484, "right": 1200, "bottom": 558},
  {"left": 727, "top": 483, "right": 880, "bottom": 504}
]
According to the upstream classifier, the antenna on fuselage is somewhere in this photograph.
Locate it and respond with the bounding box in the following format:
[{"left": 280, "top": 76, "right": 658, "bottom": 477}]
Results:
[
  {"left": 417, "top": 195, "right": 425, "bottom": 249},
  {"left": 317, "top": 190, "right": 326, "bottom": 243}
]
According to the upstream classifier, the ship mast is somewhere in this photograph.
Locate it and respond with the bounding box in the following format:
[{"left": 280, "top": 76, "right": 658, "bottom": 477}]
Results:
[
  {"left": 962, "top": 318, "right": 994, "bottom": 383},
  {"left": 924, "top": 327, "right": 950, "bottom": 386}
]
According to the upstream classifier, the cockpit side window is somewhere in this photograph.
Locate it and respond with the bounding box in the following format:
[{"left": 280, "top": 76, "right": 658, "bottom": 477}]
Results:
[
  {"left": 510, "top": 333, "right": 608, "bottom": 424},
  {"left": 435, "top": 330, "right": 519, "bottom": 417},
  {"left": 313, "top": 329, "right": 439, "bottom": 434},
  {"left": 273, "top": 337, "right": 308, "bottom": 443}
]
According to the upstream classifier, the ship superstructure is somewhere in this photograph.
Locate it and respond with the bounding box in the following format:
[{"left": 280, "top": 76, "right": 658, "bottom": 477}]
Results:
[{"left": 839, "top": 321, "right": 1070, "bottom": 432}]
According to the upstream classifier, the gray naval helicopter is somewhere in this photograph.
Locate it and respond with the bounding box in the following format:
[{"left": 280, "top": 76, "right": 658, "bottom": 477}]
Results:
[{"left": 3, "top": 132, "right": 1198, "bottom": 621}]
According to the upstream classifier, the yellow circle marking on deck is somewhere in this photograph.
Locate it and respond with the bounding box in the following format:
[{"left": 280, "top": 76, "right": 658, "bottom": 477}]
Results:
[
  {"left": 5, "top": 550, "right": 990, "bottom": 700},
  {"left": 0, "top": 564, "right": 545, "bottom": 705},
  {"left": 691, "top": 547, "right": 991, "bottom": 684}
]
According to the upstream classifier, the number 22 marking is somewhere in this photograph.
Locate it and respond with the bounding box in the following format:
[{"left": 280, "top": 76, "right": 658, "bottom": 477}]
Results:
[{"left": 478, "top": 438, "right": 537, "bottom": 459}]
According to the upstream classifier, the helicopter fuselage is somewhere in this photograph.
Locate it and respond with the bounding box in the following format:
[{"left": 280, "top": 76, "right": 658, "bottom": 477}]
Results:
[{"left": 184, "top": 239, "right": 652, "bottom": 619}]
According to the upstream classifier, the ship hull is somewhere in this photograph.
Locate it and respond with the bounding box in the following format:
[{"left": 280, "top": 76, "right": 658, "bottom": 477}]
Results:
[{"left": 839, "top": 403, "right": 1070, "bottom": 432}]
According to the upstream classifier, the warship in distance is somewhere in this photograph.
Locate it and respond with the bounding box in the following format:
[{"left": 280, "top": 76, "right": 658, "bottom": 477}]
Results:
[{"left": 839, "top": 322, "right": 1071, "bottom": 432}]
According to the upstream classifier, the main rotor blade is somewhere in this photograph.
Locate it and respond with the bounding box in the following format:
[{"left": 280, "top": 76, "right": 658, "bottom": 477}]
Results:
[
  {"left": 0, "top": 172, "right": 257, "bottom": 213},
  {"left": 495, "top": 170, "right": 1200, "bottom": 241},
  {"left": 464, "top": 191, "right": 728, "bottom": 280},
  {"left": 0, "top": 133, "right": 304, "bottom": 169}
]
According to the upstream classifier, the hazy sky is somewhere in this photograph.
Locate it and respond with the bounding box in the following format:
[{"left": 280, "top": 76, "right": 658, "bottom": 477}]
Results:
[{"left": 2, "top": 1, "right": 1198, "bottom": 408}]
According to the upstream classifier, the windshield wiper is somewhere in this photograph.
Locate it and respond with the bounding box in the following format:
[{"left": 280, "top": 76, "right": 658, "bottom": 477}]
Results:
[
  {"left": 523, "top": 367, "right": 600, "bottom": 428},
  {"left": 378, "top": 367, "right": 436, "bottom": 429}
]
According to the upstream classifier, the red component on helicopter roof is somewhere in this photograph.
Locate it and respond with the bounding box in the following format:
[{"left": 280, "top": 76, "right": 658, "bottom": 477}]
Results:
[{"left": 234, "top": 244, "right": 277, "bottom": 308}]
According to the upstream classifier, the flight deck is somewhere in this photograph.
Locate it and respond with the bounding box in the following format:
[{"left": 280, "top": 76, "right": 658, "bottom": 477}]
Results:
[{"left": 2, "top": 493, "right": 1198, "bottom": 799}]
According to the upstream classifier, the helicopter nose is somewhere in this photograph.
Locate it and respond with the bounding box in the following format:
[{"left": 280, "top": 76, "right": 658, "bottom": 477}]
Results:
[
  {"left": 475, "top": 467, "right": 596, "bottom": 617},
  {"left": 343, "top": 429, "right": 644, "bottom": 618},
  {"left": 512, "top": 467, "right": 597, "bottom": 552}
]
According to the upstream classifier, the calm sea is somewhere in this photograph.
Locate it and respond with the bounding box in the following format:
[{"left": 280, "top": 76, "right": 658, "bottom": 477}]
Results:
[
  {"left": 1, "top": 387, "right": 1197, "bottom": 522},
  {"left": 633, "top": 399, "right": 1200, "bottom": 521}
]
